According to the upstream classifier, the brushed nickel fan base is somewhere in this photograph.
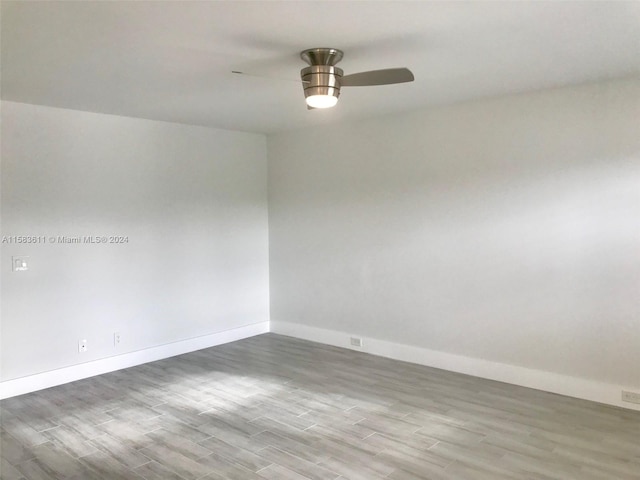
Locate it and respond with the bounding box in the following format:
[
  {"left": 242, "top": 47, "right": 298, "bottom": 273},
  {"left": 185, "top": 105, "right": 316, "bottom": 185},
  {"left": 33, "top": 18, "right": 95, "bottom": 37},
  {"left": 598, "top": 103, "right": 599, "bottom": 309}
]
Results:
[{"left": 300, "top": 48, "right": 344, "bottom": 66}]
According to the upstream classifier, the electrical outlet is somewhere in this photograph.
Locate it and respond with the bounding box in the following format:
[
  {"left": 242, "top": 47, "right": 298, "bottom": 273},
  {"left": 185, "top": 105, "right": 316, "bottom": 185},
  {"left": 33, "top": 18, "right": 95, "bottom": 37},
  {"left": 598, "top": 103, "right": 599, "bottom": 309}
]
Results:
[
  {"left": 114, "top": 331, "right": 121, "bottom": 346},
  {"left": 78, "top": 339, "right": 88, "bottom": 353},
  {"left": 622, "top": 390, "right": 640, "bottom": 404},
  {"left": 350, "top": 336, "right": 363, "bottom": 348}
]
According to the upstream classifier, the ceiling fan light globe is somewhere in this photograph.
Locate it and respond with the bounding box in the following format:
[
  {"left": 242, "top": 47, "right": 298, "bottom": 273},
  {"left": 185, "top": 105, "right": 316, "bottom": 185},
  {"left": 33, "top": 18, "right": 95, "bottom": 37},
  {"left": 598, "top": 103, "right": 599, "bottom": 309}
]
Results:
[{"left": 306, "top": 94, "right": 339, "bottom": 109}]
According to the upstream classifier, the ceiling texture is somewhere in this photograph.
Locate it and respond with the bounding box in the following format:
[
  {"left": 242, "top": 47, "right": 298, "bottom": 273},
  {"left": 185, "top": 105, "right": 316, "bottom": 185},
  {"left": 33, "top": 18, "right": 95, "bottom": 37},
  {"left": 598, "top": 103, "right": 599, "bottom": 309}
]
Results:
[{"left": 2, "top": 1, "right": 639, "bottom": 134}]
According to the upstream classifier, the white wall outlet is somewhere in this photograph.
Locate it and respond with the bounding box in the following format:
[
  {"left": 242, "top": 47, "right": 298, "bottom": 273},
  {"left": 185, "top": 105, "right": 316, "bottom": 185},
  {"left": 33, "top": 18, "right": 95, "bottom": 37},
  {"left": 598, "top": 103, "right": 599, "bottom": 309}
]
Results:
[
  {"left": 114, "top": 331, "right": 121, "bottom": 346},
  {"left": 622, "top": 390, "right": 640, "bottom": 404},
  {"left": 78, "top": 339, "right": 87, "bottom": 353},
  {"left": 350, "top": 336, "right": 363, "bottom": 348}
]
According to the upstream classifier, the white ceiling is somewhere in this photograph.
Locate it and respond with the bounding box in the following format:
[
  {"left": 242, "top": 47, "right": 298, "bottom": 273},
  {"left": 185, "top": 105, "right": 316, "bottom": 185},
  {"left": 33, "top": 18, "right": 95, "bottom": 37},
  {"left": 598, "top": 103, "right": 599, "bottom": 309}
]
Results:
[{"left": 2, "top": 1, "right": 639, "bottom": 134}]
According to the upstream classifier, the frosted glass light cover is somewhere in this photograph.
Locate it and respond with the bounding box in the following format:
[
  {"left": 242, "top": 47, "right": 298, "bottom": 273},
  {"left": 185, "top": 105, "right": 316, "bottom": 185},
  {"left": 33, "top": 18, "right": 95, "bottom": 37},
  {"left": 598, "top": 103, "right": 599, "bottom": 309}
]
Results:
[{"left": 306, "top": 95, "right": 339, "bottom": 109}]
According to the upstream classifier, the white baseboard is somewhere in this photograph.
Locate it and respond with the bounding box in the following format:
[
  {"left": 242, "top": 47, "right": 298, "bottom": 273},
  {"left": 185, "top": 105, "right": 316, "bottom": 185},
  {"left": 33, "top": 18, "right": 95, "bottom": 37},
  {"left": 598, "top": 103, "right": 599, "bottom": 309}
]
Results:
[
  {"left": 0, "top": 321, "right": 269, "bottom": 399},
  {"left": 4, "top": 319, "right": 637, "bottom": 411},
  {"left": 270, "top": 320, "right": 640, "bottom": 411}
]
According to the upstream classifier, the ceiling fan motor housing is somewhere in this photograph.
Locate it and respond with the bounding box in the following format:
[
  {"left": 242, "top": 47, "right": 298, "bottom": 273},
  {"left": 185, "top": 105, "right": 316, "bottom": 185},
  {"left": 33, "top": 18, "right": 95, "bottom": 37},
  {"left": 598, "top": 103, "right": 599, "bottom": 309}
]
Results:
[
  {"left": 301, "top": 65, "right": 344, "bottom": 102},
  {"left": 300, "top": 48, "right": 344, "bottom": 107}
]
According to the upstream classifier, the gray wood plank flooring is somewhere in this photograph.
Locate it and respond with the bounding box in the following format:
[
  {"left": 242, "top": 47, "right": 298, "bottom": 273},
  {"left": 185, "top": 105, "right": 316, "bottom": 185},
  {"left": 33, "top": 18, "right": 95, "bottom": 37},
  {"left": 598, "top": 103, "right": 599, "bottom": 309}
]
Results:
[{"left": 1, "top": 333, "right": 638, "bottom": 479}]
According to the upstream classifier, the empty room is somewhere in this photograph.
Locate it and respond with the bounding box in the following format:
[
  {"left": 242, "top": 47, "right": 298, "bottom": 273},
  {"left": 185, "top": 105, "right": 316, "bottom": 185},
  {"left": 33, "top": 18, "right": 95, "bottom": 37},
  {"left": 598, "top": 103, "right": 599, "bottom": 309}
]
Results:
[{"left": 1, "top": 1, "right": 639, "bottom": 479}]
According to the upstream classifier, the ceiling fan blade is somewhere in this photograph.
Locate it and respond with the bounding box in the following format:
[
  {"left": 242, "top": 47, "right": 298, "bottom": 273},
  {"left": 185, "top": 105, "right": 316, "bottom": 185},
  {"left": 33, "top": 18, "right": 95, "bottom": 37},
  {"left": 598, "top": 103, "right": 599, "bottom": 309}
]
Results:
[
  {"left": 232, "top": 71, "right": 308, "bottom": 84},
  {"left": 341, "top": 68, "right": 414, "bottom": 87}
]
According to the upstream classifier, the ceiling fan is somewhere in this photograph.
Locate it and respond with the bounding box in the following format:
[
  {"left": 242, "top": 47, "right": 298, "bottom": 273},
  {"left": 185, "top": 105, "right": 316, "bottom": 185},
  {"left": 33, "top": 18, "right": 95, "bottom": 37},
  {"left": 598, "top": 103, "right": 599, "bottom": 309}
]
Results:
[
  {"left": 299, "top": 48, "right": 414, "bottom": 109},
  {"left": 233, "top": 47, "right": 414, "bottom": 109}
]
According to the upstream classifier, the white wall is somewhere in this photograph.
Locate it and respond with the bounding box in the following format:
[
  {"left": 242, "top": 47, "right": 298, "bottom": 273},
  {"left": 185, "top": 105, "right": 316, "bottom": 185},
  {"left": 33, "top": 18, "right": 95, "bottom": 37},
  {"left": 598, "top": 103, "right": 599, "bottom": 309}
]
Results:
[
  {"left": 268, "top": 78, "right": 640, "bottom": 393},
  {"left": 1, "top": 101, "right": 269, "bottom": 382},
  {"left": 2, "top": 79, "right": 639, "bottom": 407}
]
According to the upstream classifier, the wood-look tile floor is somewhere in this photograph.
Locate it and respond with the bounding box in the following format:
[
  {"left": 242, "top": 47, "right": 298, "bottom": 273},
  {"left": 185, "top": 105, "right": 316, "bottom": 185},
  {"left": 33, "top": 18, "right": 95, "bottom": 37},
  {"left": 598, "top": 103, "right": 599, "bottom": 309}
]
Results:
[{"left": 1, "top": 333, "right": 639, "bottom": 480}]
